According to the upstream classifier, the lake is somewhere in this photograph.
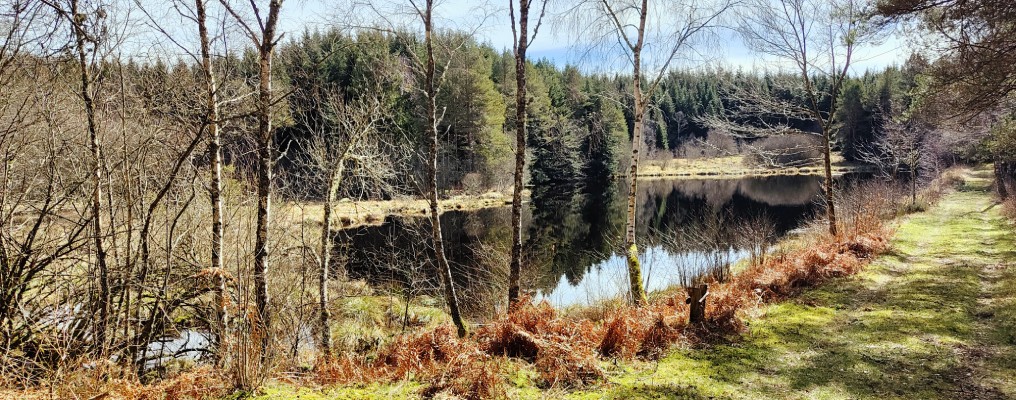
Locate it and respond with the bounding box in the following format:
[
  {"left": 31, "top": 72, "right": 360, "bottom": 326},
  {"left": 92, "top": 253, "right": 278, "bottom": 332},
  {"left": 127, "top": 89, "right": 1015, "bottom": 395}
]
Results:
[{"left": 338, "top": 174, "right": 843, "bottom": 316}]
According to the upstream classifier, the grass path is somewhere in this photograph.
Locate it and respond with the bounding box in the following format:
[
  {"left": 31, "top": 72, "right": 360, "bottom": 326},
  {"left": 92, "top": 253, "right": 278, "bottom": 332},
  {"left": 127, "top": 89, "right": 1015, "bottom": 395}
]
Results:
[
  {"left": 559, "top": 167, "right": 1016, "bottom": 399},
  {"left": 255, "top": 168, "right": 1015, "bottom": 399}
]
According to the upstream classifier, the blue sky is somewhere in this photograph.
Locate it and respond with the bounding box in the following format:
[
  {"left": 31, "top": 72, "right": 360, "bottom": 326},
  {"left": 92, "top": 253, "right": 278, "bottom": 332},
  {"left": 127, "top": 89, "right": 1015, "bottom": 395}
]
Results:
[
  {"left": 276, "top": 0, "right": 912, "bottom": 74},
  {"left": 128, "top": 0, "right": 911, "bottom": 74}
]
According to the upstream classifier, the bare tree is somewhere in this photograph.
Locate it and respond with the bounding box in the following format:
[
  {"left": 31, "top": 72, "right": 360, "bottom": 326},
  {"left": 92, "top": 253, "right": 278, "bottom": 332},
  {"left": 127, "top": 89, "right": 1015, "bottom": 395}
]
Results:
[
  {"left": 417, "top": 0, "right": 468, "bottom": 337},
  {"left": 194, "top": 0, "right": 228, "bottom": 347},
  {"left": 737, "top": 213, "right": 776, "bottom": 269},
  {"left": 42, "top": 0, "right": 118, "bottom": 354},
  {"left": 507, "top": 0, "right": 548, "bottom": 307},
  {"left": 0, "top": 0, "right": 95, "bottom": 362},
  {"left": 220, "top": 0, "right": 284, "bottom": 364},
  {"left": 303, "top": 80, "right": 394, "bottom": 357},
  {"left": 569, "top": 0, "right": 732, "bottom": 306},
  {"left": 734, "top": 0, "right": 880, "bottom": 236},
  {"left": 860, "top": 102, "right": 932, "bottom": 206},
  {"left": 129, "top": 0, "right": 239, "bottom": 366},
  {"left": 350, "top": 0, "right": 487, "bottom": 337}
]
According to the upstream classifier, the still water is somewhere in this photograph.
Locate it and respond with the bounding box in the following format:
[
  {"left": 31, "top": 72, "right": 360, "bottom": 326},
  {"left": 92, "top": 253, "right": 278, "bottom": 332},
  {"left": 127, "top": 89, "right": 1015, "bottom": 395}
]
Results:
[{"left": 338, "top": 175, "right": 834, "bottom": 314}]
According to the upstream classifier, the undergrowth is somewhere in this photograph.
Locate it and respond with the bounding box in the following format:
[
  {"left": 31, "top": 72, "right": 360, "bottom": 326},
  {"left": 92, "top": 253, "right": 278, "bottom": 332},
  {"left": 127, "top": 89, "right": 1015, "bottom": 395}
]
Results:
[
  {"left": 303, "top": 221, "right": 897, "bottom": 398},
  {"left": 2, "top": 171, "right": 967, "bottom": 399}
]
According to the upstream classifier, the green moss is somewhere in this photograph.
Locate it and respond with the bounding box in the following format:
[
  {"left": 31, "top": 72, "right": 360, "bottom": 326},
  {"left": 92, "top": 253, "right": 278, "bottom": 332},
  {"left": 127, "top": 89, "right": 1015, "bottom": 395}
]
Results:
[
  {"left": 543, "top": 166, "right": 1016, "bottom": 399},
  {"left": 627, "top": 244, "right": 648, "bottom": 305},
  {"left": 250, "top": 382, "right": 423, "bottom": 399}
]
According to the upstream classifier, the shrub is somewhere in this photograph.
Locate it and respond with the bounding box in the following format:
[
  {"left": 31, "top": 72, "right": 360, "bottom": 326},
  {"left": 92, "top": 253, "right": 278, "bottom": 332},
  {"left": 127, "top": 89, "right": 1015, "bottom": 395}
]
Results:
[
  {"left": 533, "top": 340, "right": 602, "bottom": 388},
  {"left": 420, "top": 356, "right": 506, "bottom": 400},
  {"left": 476, "top": 299, "right": 603, "bottom": 388},
  {"left": 597, "top": 299, "right": 686, "bottom": 360},
  {"left": 1003, "top": 197, "right": 1016, "bottom": 221},
  {"left": 461, "top": 172, "right": 484, "bottom": 195}
]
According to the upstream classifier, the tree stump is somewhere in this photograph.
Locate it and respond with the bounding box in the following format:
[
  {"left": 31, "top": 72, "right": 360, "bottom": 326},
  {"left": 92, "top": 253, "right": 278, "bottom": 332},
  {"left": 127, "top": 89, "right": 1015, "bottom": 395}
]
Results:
[{"left": 686, "top": 284, "right": 709, "bottom": 324}]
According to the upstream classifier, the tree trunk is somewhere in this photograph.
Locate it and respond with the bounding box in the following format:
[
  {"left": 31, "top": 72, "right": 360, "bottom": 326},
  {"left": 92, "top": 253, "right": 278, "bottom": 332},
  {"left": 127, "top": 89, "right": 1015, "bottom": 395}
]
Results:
[
  {"left": 318, "top": 188, "right": 333, "bottom": 357},
  {"left": 196, "top": 0, "right": 227, "bottom": 347},
  {"left": 253, "top": 0, "right": 283, "bottom": 363},
  {"left": 801, "top": 61, "right": 838, "bottom": 238},
  {"left": 70, "top": 0, "right": 110, "bottom": 354},
  {"left": 508, "top": 0, "right": 531, "bottom": 309},
  {"left": 687, "top": 284, "right": 708, "bottom": 324},
  {"left": 318, "top": 166, "right": 343, "bottom": 358},
  {"left": 625, "top": 0, "right": 649, "bottom": 307},
  {"left": 911, "top": 166, "right": 917, "bottom": 206},
  {"left": 821, "top": 129, "right": 838, "bottom": 236},
  {"left": 423, "top": 0, "right": 467, "bottom": 337},
  {"left": 996, "top": 162, "right": 1008, "bottom": 199}
]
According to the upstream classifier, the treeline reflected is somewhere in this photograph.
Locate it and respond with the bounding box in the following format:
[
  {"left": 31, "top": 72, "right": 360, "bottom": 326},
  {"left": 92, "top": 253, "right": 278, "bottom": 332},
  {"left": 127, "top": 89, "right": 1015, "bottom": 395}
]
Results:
[{"left": 338, "top": 175, "right": 833, "bottom": 315}]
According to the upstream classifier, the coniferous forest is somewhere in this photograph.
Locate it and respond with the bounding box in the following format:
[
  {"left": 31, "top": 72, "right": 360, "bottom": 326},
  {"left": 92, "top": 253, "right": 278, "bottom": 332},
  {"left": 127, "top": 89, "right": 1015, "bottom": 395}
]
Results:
[{"left": 2, "top": 0, "right": 1015, "bottom": 398}]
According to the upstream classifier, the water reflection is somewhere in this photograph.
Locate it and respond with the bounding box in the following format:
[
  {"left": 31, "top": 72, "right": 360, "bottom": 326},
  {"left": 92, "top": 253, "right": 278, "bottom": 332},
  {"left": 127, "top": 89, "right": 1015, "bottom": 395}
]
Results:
[{"left": 340, "top": 175, "right": 827, "bottom": 313}]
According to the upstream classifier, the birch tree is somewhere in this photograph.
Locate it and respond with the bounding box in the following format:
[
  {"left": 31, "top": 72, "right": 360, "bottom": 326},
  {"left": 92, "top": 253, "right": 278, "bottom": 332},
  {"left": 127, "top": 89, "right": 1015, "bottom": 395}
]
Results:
[
  {"left": 351, "top": 0, "right": 487, "bottom": 337},
  {"left": 507, "top": 0, "right": 548, "bottom": 307},
  {"left": 571, "top": 0, "right": 732, "bottom": 306},
  {"left": 194, "top": 0, "right": 228, "bottom": 344},
  {"left": 125, "top": 0, "right": 242, "bottom": 366},
  {"left": 735, "top": 0, "right": 879, "bottom": 236},
  {"left": 43, "top": 0, "right": 115, "bottom": 353},
  {"left": 220, "top": 0, "right": 284, "bottom": 362}
]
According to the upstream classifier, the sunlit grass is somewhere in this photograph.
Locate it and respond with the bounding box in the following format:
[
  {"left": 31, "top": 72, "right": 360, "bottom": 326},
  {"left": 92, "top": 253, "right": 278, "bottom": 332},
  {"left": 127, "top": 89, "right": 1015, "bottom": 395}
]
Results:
[
  {"left": 555, "top": 166, "right": 1016, "bottom": 399},
  {"left": 245, "top": 166, "right": 1016, "bottom": 399}
]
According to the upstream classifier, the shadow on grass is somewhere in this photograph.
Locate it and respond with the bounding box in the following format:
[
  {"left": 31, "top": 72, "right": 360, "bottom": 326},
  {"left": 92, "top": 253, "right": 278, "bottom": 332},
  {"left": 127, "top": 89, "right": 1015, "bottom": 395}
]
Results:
[{"left": 589, "top": 175, "right": 1016, "bottom": 400}]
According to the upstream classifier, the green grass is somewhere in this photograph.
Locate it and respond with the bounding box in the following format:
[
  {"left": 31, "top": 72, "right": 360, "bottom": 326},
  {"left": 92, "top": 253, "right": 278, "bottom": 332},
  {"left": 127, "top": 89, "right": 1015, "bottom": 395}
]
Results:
[
  {"left": 247, "top": 382, "right": 423, "bottom": 400},
  {"left": 328, "top": 294, "right": 450, "bottom": 357},
  {"left": 555, "top": 166, "right": 1016, "bottom": 399},
  {"left": 247, "top": 166, "right": 1016, "bottom": 399}
]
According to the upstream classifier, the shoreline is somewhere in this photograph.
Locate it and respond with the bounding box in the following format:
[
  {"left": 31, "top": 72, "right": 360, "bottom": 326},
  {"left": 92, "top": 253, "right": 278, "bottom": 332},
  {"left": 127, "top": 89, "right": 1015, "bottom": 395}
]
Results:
[
  {"left": 287, "top": 191, "right": 519, "bottom": 230},
  {"left": 635, "top": 164, "right": 876, "bottom": 180},
  {"left": 291, "top": 157, "right": 875, "bottom": 230},
  {"left": 636, "top": 154, "right": 875, "bottom": 180}
]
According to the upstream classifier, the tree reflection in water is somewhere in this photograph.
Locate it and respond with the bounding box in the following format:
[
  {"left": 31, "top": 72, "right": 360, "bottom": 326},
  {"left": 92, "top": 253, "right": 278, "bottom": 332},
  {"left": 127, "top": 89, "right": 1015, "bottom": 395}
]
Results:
[{"left": 339, "top": 174, "right": 842, "bottom": 315}]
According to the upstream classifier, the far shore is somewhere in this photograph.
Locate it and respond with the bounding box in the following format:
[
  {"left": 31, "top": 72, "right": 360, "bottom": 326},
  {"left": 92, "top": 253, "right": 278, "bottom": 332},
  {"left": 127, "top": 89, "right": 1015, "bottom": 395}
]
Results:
[
  {"left": 288, "top": 191, "right": 520, "bottom": 230},
  {"left": 637, "top": 154, "right": 875, "bottom": 180},
  {"left": 296, "top": 155, "right": 874, "bottom": 230}
]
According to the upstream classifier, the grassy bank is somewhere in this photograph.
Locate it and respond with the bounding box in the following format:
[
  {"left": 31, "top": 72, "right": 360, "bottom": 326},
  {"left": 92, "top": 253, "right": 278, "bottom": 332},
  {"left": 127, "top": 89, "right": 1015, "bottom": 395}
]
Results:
[
  {"left": 239, "top": 189, "right": 906, "bottom": 398},
  {"left": 6, "top": 169, "right": 1000, "bottom": 400},
  {"left": 243, "top": 167, "right": 1016, "bottom": 399},
  {"left": 639, "top": 154, "right": 874, "bottom": 180},
  {"left": 555, "top": 166, "right": 1016, "bottom": 399},
  {"left": 286, "top": 191, "right": 518, "bottom": 230}
]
